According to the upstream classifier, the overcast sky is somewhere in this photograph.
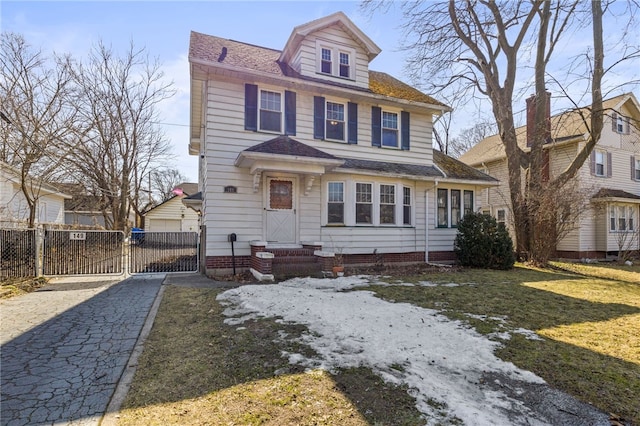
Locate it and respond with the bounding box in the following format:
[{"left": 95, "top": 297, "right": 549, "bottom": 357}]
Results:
[{"left": 2, "top": 1, "right": 638, "bottom": 183}]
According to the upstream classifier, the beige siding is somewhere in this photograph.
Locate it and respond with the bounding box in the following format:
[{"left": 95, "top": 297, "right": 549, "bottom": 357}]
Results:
[
  {"left": 296, "top": 26, "right": 370, "bottom": 89},
  {"left": 145, "top": 196, "right": 200, "bottom": 232}
]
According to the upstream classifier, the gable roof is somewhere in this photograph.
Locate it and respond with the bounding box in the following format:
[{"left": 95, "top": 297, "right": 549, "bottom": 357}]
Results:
[
  {"left": 1, "top": 161, "right": 71, "bottom": 200},
  {"left": 433, "top": 150, "right": 498, "bottom": 182},
  {"left": 592, "top": 188, "right": 640, "bottom": 202},
  {"left": 189, "top": 31, "right": 447, "bottom": 108},
  {"left": 459, "top": 93, "right": 639, "bottom": 166},
  {"left": 279, "top": 11, "right": 381, "bottom": 64}
]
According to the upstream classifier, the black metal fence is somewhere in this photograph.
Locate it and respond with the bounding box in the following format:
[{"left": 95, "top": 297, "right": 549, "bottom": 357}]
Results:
[
  {"left": 0, "top": 229, "right": 37, "bottom": 279},
  {"left": 42, "top": 230, "right": 124, "bottom": 275},
  {"left": 130, "top": 231, "right": 198, "bottom": 273}
]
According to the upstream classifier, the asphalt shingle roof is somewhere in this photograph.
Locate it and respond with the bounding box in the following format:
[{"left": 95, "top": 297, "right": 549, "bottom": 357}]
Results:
[
  {"left": 189, "top": 31, "right": 446, "bottom": 107},
  {"left": 244, "top": 136, "right": 340, "bottom": 160},
  {"left": 592, "top": 188, "right": 640, "bottom": 200}
]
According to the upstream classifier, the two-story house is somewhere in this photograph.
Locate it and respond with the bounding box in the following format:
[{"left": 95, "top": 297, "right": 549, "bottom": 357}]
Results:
[
  {"left": 459, "top": 93, "right": 640, "bottom": 259},
  {"left": 189, "top": 12, "right": 497, "bottom": 278}
]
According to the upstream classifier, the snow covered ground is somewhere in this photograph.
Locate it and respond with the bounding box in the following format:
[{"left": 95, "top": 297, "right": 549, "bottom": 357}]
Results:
[{"left": 216, "top": 275, "right": 609, "bottom": 425}]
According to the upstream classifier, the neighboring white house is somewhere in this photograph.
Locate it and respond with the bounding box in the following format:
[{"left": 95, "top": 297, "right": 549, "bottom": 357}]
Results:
[
  {"left": 459, "top": 93, "right": 640, "bottom": 259},
  {"left": 0, "top": 161, "right": 71, "bottom": 228},
  {"left": 188, "top": 12, "right": 497, "bottom": 277},
  {"left": 144, "top": 182, "right": 200, "bottom": 232}
]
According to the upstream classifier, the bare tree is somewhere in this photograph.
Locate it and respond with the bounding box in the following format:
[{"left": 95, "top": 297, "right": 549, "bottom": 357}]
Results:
[
  {"left": 68, "top": 41, "right": 175, "bottom": 231},
  {"left": 448, "top": 121, "right": 497, "bottom": 158},
  {"left": 0, "top": 32, "right": 79, "bottom": 227},
  {"left": 151, "top": 168, "right": 188, "bottom": 204},
  {"left": 366, "top": 0, "right": 639, "bottom": 265}
]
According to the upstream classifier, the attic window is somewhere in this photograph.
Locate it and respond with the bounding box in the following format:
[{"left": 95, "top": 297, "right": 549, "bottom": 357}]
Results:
[{"left": 316, "top": 40, "right": 354, "bottom": 80}]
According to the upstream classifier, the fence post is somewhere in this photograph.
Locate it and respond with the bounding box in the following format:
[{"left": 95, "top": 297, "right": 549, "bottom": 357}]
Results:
[
  {"left": 123, "top": 232, "right": 130, "bottom": 277},
  {"left": 36, "top": 225, "right": 44, "bottom": 277}
]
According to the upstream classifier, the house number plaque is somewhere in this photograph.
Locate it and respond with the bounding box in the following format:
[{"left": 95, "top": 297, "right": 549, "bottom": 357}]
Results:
[
  {"left": 224, "top": 186, "right": 237, "bottom": 193},
  {"left": 70, "top": 232, "right": 86, "bottom": 241}
]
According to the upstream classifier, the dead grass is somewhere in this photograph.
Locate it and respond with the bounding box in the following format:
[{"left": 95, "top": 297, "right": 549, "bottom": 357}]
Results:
[
  {"left": 369, "top": 265, "right": 640, "bottom": 425},
  {"left": 0, "top": 277, "right": 47, "bottom": 299},
  {"left": 550, "top": 260, "right": 640, "bottom": 283},
  {"left": 118, "top": 263, "right": 639, "bottom": 425},
  {"left": 118, "top": 286, "right": 423, "bottom": 425}
]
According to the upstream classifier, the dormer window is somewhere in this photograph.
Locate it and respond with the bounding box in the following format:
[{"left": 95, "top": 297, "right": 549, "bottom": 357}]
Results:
[
  {"left": 339, "top": 52, "right": 350, "bottom": 78},
  {"left": 321, "top": 48, "right": 332, "bottom": 74},
  {"left": 316, "top": 40, "right": 354, "bottom": 80}
]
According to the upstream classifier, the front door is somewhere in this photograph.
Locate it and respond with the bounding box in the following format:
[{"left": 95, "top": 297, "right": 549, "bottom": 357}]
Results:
[{"left": 266, "top": 177, "right": 296, "bottom": 243}]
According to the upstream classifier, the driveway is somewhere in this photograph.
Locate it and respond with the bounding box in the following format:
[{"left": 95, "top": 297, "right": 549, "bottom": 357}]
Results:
[{"left": 0, "top": 275, "right": 163, "bottom": 426}]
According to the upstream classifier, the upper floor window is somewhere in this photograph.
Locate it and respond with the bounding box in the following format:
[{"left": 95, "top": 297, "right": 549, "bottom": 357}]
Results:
[
  {"left": 245, "top": 84, "right": 296, "bottom": 135},
  {"left": 259, "top": 90, "right": 282, "bottom": 132},
  {"left": 316, "top": 41, "right": 354, "bottom": 79},
  {"left": 612, "top": 112, "right": 630, "bottom": 134},
  {"left": 326, "top": 101, "right": 345, "bottom": 141},
  {"left": 591, "top": 149, "right": 611, "bottom": 178},
  {"left": 595, "top": 151, "right": 605, "bottom": 176},
  {"left": 634, "top": 157, "right": 640, "bottom": 181},
  {"left": 382, "top": 111, "right": 399, "bottom": 148}
]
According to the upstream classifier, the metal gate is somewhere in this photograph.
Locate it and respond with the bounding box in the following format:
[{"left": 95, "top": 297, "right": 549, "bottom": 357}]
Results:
[
  {"left": 1, "top": 229, "right": 37, "bottom": 279},
  {"left": 130, "top": 231, "right": 198, "bottom": 273},
  {"left": 43, "top": 230, "right": 124, "bottom": 275}
]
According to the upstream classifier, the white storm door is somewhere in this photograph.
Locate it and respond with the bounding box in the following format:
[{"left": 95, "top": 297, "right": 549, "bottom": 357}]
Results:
[{"left": 266, "top": 177, "right": 296, "bottom": 243}]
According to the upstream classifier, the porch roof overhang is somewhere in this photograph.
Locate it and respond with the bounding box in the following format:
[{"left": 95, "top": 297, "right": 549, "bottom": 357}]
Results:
[
  {"left": 181, "top": 191, "right": 203, "bottom": 213},
  {"left": 235, "top": 136, "right": 344, "bottom": 193},
  {"left": 591, "top": 188, "right": 640, "bottom": 204}
]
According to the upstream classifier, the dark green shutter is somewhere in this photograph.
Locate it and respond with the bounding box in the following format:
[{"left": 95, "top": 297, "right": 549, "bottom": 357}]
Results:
[
  {"left": 371, "top": 106, "right": 381, "bottom": 147},
  {"left": 285, "top": 90, "right": 296, "bottom": 136},
  {"left": 314, "top": 96, "right": 325, "bottom": 139},
  {"left": 347, "top": 102, "right": 358, "bottom": 144},
  {"left": 244, "top": 84, "right": 258, "bottom": 131},
  {"left": 401, "top": 111, "right": 410, "bottom": 150}
]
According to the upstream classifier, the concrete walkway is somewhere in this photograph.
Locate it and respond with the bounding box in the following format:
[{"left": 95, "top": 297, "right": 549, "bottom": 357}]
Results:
[{"left": 0, "top": 275, "right": 164, "bottom": 426}]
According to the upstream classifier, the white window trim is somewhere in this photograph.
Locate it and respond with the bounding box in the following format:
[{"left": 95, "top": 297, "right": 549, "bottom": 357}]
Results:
[
  {"left": 325, "top": 99, "right": 347, "bottom": 142},
  {"left": 323, "top": 180, "right": 415, "bottom": 227},
  {"left": 379, "top": 183, "right": 397, "bottom": 226},
  {"left": 315, "top": 40, "right": 356, "bottom": 80},
  {"left": 610, "top": 204, "right": 637, "bottom": 232},
  {"left": 258, "top": 87, "right": 284, "bottom": 134},
  {"left": 635, "top": 157, "right": 640, "bottom": 181},
  {"left": 435, "top": 188, "right": 475, "bottom": 228},
  {"left": 327, "top": 181, "right": 345, "bottom": 225},
  {"left": 381, "top": 109, "right": 400, "bottom": 149}
]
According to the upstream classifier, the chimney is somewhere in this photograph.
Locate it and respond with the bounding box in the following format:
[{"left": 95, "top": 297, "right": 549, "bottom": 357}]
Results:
[{"left": 526, "top": 92, "right": 551, "bottom": 147}]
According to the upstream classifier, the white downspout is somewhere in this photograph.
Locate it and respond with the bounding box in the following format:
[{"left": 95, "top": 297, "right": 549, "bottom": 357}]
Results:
[{"left": 425, "top": 189, "right": 429, "bottom": 263}]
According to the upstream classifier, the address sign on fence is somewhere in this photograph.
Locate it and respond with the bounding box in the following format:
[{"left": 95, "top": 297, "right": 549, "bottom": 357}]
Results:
[{"left": 69, "top": 232, "right": 87, "bottom": 241}]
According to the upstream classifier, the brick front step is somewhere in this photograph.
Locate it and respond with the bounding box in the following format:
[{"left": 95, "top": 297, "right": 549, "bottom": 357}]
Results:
[{"left": 272, "top": 261, "right": 322, "bottom": 278}]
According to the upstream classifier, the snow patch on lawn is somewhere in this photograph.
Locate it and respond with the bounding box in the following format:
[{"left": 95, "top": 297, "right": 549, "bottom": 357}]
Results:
[{"left": 217, "top": 275, "right": 547, "bottom": 425}]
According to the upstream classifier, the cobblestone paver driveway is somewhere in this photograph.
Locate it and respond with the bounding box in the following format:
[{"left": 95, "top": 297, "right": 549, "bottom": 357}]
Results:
[{"left": 0, "top": 276, "right": 163, "bottom": 426}]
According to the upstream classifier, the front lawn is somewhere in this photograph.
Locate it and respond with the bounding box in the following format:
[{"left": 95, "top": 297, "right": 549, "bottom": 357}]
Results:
[{"left": 117, "top": 264, "right": 639, "bottom": 425}]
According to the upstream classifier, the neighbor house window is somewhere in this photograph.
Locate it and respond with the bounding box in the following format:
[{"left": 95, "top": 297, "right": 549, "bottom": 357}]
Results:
[
  {"left": 259, "top": 90, "right": 282, "bottom": 132},
  {"left": 339, "top": 52, "right": 350, "bottom": 78},
  {"left": 497, "top": 209, "right": 506, "bottom": 228},
  {"left": 380, "top": 184, "right": 396, "bottom": 224},
  {"left": 382, "top": 111, "right": 399, "bottom": 148},
  {"left": 327, "top": 182, "right": 344, "bottom": 224},
  {"left": 635, "top": 158, "right": 640, "bottom": 180},
  {"left": 326, "top": 101, "right": 345, "bottom": 141},
  {"left": 437, "top": 189, "right": 448, "bottom": 228},
  {"left": 321, "top": 48, "right": 332, "bottom": 74},
  {"left": 464, "top": 190, "right": 474, "bottom": 217},
  {"left": 610, "top": 205, "right": 636, "bottom": 232},
  {"left": 595, "top": 151, "right": 605, "bottom": 176},
  {"left": 356, "top": 183, "right": 373, "bottom": 224},
  {"left": 403, "top": 187, "right": 412, "bottom": 225}
]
